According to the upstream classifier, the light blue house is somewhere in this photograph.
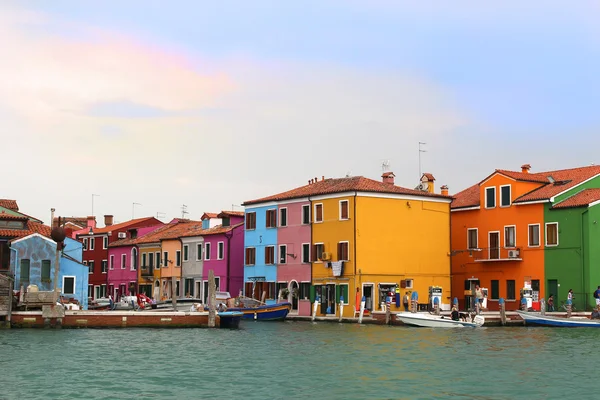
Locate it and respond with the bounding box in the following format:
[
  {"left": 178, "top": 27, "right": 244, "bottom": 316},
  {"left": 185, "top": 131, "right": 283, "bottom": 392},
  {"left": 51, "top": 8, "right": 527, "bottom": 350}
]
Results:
[
  {"left": 10, "top": 234, "right": 89, "bottom": 309},
  {"left": 242, "top": 204, "right": 278, "bottom": 302}
]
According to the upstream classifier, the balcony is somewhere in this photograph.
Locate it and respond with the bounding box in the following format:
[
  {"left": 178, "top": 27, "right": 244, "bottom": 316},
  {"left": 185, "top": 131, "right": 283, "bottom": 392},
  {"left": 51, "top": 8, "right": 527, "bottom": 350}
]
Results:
[
  {"left": 472, "top": 247, "right": 523, "bottom": 263},
  {"left": 141, "top": 267, "right": 154, "bottom": 277}
]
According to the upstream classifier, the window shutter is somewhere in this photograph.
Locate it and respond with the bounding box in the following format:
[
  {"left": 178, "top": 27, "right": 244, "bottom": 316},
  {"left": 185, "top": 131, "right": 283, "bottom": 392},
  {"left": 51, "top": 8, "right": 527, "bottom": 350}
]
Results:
[
  {"left": 400, "top": 280, "right": 406, "bottom": 289},
  {"left": 309, "top": 285, "right": 315, "bottom": 303},
  {"left": 335, "top": 285, "right": 341, "bottom": 303}
]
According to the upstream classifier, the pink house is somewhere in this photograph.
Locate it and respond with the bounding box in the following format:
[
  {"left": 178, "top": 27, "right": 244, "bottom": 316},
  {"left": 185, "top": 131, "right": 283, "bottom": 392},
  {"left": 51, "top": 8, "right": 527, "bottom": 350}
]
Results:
[
  {"left": 277, "top": 200, "right": 312, "bottom": 315},
  {"left": 107, "top": 224, "right": 163, "bottom": 301}
]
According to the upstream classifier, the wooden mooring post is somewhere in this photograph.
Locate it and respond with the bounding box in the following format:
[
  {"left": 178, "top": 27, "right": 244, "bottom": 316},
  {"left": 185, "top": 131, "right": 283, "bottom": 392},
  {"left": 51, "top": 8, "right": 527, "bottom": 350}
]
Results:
[
  {"left": 208, "top": 270, "right": 217, "bottom": 328},
  {"left": 499, "top": 298, "right": 506, "bottom": 326}
]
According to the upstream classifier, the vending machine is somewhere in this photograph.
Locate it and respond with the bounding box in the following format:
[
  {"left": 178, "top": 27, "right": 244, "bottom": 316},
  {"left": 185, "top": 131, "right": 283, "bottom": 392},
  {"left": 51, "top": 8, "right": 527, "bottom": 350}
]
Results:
[
  {"left": 429, "top": 286, "right": 443, "bottom": 310},
  {"left": 520, "top": 287, "right": 533, "bottom": 309}
]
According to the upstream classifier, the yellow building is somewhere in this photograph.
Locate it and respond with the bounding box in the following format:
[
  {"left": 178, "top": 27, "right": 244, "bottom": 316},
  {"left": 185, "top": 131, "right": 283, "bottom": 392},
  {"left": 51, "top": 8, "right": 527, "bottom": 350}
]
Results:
[{"left": 309, "top": 172, "right": 452, "bottom": 317}]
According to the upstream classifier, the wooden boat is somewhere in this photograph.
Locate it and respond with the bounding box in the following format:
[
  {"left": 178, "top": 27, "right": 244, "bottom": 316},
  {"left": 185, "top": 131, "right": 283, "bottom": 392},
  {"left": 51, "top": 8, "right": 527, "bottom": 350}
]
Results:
[
  {"left": 218, "top": 311, "right": 244, "bottom": 329},
  {"left": 227, "top": 301, "right": 292, "bottom": 321},
  {"left": 396, "top": 312, "right": 485, "bottom": 328},
  {"left": 516, "top": 311, "right": 600, "bottom": 327}
]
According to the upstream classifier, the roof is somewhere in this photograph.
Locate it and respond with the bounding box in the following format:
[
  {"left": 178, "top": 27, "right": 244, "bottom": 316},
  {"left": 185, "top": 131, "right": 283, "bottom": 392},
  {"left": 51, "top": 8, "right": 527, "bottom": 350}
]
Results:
[
  {"left": 83, "top": 217, "right": 160, "bottom": 235},
  {"left": 110, "top": 220, "right": 199, "bottom": 246},
  {"left": 54, "top": 216, "right": 88, "bottom": 228},
  {"left": 551, "top": 189, "right": 600, "bottom": 209},
  {"left": 422, "top": 173, "right": 435, "bottom": 181},
  {"left": 0, "top": 211, "right": 28, "bottom": 221},
  {"left": 0, "top": 199, "right": 18, "bottom": 211},
  {"left": 181, "top": 222, "right": 244, "bottom": 238},
  {"left": 0, "top": 220, "right": 52, "bottom": 241},
  {"left": 218, "top": 211, "right": 244, "bottom": 218},
  {"left": 243, "top": 175, "right": 451, "bottom": 206},
  {"left": 201, "top": 212, "right": 219, "bottom": 220},
  {"left": 452, "top": 165, "right": 600, "bottom": 209}
]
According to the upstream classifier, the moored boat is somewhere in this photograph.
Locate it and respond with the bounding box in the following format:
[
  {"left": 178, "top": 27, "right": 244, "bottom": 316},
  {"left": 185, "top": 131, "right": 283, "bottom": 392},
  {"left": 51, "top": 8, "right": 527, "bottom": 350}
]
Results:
[
  {"left": 227, "top": 302, "right": 292, "bottom": 321},
  {"left": 396, "top": 312, "right": 485, "bottom": 328},
  {"left": 516, "top": 311, "right": 600, "bottom": 327},
  {"left": 218, "top": 311, "right": 244, "bottom": 329}
]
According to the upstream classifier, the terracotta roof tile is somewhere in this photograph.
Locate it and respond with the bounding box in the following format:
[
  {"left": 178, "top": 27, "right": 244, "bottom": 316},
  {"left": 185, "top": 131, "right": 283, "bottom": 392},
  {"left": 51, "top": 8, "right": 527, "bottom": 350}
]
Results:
[
  {"left": 201, "top": 212, "right": 219, "bottom": 220},
  {"left": 243, "top": 176, "right": 450, "bottom": 206},
  {"left": 451, "top": 184, "right": 480, "bottom": 209},
  {"left": 111, "top": 220, "right": 201, "bottom": 246},
  {"left": 551, "top": 189, "right": 600, "bottom": 209},
  {"left": 88, "top": 217, "right": 160, "bottom": 234},
  {"left": 0, "top": 199, "right": 18, "bottom": 211},
  {"left": 422, "top": 173, "right": 435, "bottom": 181},
  {"left": 0, "top": 221, "right": 52, "bottom": 241},
  {"left": 218, "top": 211, "right": 244, "bottom": 218},
  {"left": 0, "top": 212, "right": 28, "bottom": 221},
  {"left": 180, "top": 222, "right": 244, "bottom": 238},
  {"left": 54, "top": 216, "right": 88, "bottom": 228}
]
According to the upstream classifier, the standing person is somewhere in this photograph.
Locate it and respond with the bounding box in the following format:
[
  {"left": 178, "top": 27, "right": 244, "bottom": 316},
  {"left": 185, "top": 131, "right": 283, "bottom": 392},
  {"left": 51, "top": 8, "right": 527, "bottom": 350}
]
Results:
[
  {"left": 567, "top": 289, "right": 574, "bottom": 302},
  {"left": 594, "top": 286, "right": 600, "bottom": 309},
  {"left": 475, "top": 285, "right": 483, "bottom": 313},
  {"left": 547, "top": 294, "right": 555, "bottom": 312},
  {"left": 403, "top": 292, "right": 409, "bottom": 312}
]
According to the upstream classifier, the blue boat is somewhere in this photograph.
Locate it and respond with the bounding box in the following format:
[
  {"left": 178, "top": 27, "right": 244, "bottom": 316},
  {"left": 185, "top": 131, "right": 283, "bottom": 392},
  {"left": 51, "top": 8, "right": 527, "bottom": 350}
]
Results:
[
  {"left": 227, "top": 302, "right": 292, "bottom": 321},
  {"left": 517, "top": 311, "right": 600, "bottom": 327},
  {"left": 218, "top": 311, "right": 244, "bottom": 329}
]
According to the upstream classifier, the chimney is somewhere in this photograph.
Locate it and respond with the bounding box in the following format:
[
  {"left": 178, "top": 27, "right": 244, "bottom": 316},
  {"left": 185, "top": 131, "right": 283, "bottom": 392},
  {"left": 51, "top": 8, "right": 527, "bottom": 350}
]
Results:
[
  {"left": 322, "top": 175, "right": 325, "bottom": 181},
  {"left": 521, "top": 164, "right": 531, "bottom": 174},
  {"left": 104, "top": 215, "right": 114, "bottom": 227},
  {"left": 382, "top": 171, "right": 396, "bottom": 185},
  {"left": 86, "top": 216, "right": 96, "bottom": 229},
  {"left": 440, "top": 185, "right": 449, "bottom": 196},
  {"left": 422, "top": 173, "right": 436, "bottom": 193},
  {"left": 51, "top": 208, "right": 56, "bottom": 228}
]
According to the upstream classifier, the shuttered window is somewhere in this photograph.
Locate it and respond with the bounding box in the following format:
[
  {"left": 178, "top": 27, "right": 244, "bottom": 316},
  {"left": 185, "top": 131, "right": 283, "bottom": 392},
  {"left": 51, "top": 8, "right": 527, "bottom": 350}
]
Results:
[
  {"left": 313, "top": 244, "right": 324, "bottom": 261},
  {"left": 314, "top": 204, "right": 323, "bottom": 222},
  {"left": 41, "top": 260, "right": 51, "bottom": 281},
  {"left": 338, "top": 242, "right": 349, "bottom": 261},
  {"left": 245, "top": 248, "right": 256, "bottom": 265},
  {"left": 265, "top": 246, "right": 275, "bottom": 265},
  {"left": 339, "top": 200, "right": 349, "bottom": 220},
  {"left": 245, "top": 212, "right": 256, "bottom": 230}
]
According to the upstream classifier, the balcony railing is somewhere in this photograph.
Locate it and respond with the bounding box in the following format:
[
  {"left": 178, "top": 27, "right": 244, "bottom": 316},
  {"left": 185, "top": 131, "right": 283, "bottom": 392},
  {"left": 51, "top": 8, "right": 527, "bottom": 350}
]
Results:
[
  {"left": 471, "top": 247, "right": 523, "bottom": 262},
  {"left": 141, "top": 267, "right": 154, "bottom": 277}
]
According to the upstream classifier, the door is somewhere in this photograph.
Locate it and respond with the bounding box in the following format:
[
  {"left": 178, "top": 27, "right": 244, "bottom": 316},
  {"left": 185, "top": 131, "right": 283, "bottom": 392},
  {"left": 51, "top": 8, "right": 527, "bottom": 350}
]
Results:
[
  {"left": 363, "top": 284, "right": 374, "bottom": 311},
  {"left": 547, "top": 279, "right": 558, "bottom": 304},
  {"left": 289, "top": 281, "right": 299, "bottom": 310},
  {"left": 203, "top": 281, "right": 209, "bottom": 304},
  {"left": 489, "top": 232, "right": 500, "bottom": 260},
  {"left": 195, "top": 281, "right": 201, "bottom": 299}
]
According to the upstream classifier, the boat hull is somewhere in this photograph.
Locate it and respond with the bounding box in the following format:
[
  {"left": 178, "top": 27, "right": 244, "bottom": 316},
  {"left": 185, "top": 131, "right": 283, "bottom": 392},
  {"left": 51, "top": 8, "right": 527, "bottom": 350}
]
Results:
[
  {"left": 516, "top": 311, "right": 600, "bottom": 327},
  {"left": 218, "top": 311, "right": 244, "bottom": 329},
  {"left": 227, "top": 302, "right": 291, "bottom": 321},
  {"left": 396, "top": 312, "right": 484, "bottom": 328}
]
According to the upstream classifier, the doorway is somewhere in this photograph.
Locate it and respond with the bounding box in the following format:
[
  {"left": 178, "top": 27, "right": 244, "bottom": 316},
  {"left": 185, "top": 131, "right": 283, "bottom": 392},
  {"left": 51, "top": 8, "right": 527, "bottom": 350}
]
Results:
[
  {"left": 362, "top": 283, "right": 374, "bottom": 311},
  {"left": 320, "top": 284, "right": 336, "bottom": 315},
  {"left": 547, "top": 279, "right": 558, "bottom": 304},
  {"left": 489, "top": 232, "right": 500, "bottom": 260},
  {"left": 289, "top": 280, "right": 299, "bottom": 310}
]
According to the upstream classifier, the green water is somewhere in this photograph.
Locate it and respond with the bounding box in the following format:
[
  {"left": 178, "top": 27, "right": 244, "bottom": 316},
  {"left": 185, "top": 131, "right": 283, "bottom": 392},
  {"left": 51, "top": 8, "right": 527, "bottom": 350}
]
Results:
[{"left": 0, "top": 321, "right": 596, "bottom": 399}]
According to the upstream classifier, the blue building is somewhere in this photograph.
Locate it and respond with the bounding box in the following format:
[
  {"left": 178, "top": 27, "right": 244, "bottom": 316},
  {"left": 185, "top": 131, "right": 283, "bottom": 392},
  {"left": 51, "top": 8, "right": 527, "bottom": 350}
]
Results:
[
  {"left": 10, "top": 234, "right": 89, "bottom": 309},
  {"left": 242, "top": 204, "right": 278, "bottom": 302}
]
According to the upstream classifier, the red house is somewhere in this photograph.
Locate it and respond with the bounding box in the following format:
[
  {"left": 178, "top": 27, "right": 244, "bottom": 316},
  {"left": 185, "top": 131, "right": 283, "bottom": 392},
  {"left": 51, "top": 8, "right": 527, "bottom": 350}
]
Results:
[{"left": 76, "top": 215, "right": 162, "bottom": 300}]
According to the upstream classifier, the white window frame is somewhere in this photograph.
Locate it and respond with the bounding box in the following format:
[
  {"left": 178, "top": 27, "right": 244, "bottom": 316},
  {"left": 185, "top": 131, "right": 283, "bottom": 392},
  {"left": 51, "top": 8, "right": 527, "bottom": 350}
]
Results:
[
  {"left": 121, "top": 254, "right": 126, "bottom": 270},
  {"left": 245, "top": 211, "right": 257, "bottom": 231},
  {"left": 338, "top": 283, "right": 350, "bottom": 305},
  {"left": 339, "top": 200, "right": 349, "bottom": 221},
  {"left": 176, "top": 250, "right": 181, "bottom": 267},
  {"left": 266, "top": 208, "right": 277, "bottom": 228},
  {"left": 485, "top": 187, "right": 496, "bottom": 209},
  {"left": 405, "top": 279, "right": 414, "bottom": 289},
  {"left": 142, "top": 253, "right": 147, "bottom": 269},
  {"left": 205, "top": 243, "right": 211, "bottom": 261},
  {"left": 488, "top": 231, "right": 500, "bottom": 259},
  {"left": 314, "top": 242, "right": 324, "bottom": 263},
  {"left": 245, "top": 247, "right": 256, "bottom": 266},
  {"left": 89, "top": 237, "right": 95, "bottom": 250},
  {"left": 528, "top": 224, "right": 540, "bottom": 247},
  {"left": 338, "top": 241, "right": 349, "bottom": 261},
  {"left": 196, "top": 243, "right": 203, "bottom": 261},
  {"left": 131, "top": 248, "right": 137, "bottom": 271},
  {"left": 301, "top": 243, "right": 311, "bottom": 264},
  {"left": 504, "top": 225, "right": 516, "bottom": 248},
  {"left": 156, "top": 252, "right": 161, "bottom": 269},
  {"left": 109, "top": 255, "right": 114, "bottom": 270},
  {"left": 101, "top": 259, "right": 108, "bottom": 274},
  {"left": 163, "top": 251, "right": 169, "bottom": 267},
  {"left": 314, "top": 203, "right": 324, "bottom": 223},
  {"left": 302, "top": 205, "right": 310, "bottom": 225},
  {"left": 103, "top": 236, "right": 108, "bottom": 249},
  {"left": 183, "top": 245, "right": 189, "bottom": 262},
  {"left": 545, "top": 222, "right": 559, "bottom": 247},
  {"left": 265, "top": 245, "right": 275, "bottom": 265},
  {"left": 500, "top": 184, "right": 511, "bottom": 207},
  {"left": 279, "top": 244, "right": 287, "bottom": 264},
  {"left": 217, "top": 241, "right": 224, "bottom": 260},
  {"left": 279, "top": 207, "right": 288, "bottom": 227},
  {"left": 83, "top": 238, "right": 88, "bottom": 251},
  {"left": 62, "top": 275, "right": 76, "bottom": 295},
  {"left": 88, "top": 284, "right": 93, "bottom": 299},
  {"left": 467, "top": 228, "right": 478, "bottom": 250}
]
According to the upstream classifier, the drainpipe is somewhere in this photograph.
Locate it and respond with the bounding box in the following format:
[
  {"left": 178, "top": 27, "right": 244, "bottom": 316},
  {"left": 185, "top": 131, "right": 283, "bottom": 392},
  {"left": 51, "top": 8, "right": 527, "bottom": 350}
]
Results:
[
  {"left": 178, "top": 238, "right": 185, "bottom": 297},
  {"left": 225, "top": 230, "right": 233, "bottom": 293},
  {"left": 581, "top": 210, "right": 588, "bottom": 309}
]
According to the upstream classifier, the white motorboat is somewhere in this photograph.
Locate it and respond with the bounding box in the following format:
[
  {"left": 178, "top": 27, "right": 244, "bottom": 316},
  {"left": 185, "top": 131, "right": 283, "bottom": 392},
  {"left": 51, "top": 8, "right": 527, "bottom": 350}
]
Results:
[{"left": 396, "top": 312, "right": 485, "bottom": 328}]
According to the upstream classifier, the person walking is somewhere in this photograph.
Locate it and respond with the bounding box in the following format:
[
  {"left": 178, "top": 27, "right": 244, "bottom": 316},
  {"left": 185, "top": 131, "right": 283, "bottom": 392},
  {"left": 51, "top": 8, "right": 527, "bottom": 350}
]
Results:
[
  {"left": 403, "top": 292, "right": 409, "bottom": 312},
  {"left": 547, "top": 294, "right": 555, "bottom": 312}
]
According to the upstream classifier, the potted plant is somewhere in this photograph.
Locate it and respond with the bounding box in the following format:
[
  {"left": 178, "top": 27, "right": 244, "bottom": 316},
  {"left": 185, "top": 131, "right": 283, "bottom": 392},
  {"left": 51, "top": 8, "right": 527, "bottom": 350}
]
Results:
[
  {"left": 280, "top": 288, "right": 290, "bottom": 298},
  {"left": 291, "top": 287, "right": 299, "bottom": 299}
]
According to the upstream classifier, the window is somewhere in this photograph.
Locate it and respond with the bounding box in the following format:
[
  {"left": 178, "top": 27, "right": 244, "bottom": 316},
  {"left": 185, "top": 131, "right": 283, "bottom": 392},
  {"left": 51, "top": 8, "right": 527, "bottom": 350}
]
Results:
[
  {"left": 88, "top": 284, "right": 93, "bottom": 299},
  {"left": 156, "top": 252, "right": 161, "bottom": 269},
  {"left": 101, "top": 260, "right": 108, "bottom": 274},
  {"left": 245, "top": 247, "right": 256, "bottom": 265},
  {"left": 301, "top": 243, "right": 311, "bottom": 264},
  {"left": 491, "top": 280, "right": 499, "bottom": 300},
  {"left": 196, "top": 244, "right": 203, "bottom": 261},
  {"left": 222, "top": 217, "right": 230, "bottom": 227},
  {"left": 500, "top": 185, "right": 511, "bottom": 207},
  {"left": 528, "top": 224, "right": 540, "bottom": 247},
  {"left": 103, "top": 236, "right": 109, "bottom": 249},
  {"left": 89, "top": 237, "right": 95, "bottom": 250},
  {"left": 507, "top": 280, "right": 516, "bottom": 300},
  {"left": 504, "top": 226, "right": 516, "bottom": 248},
  {"left": 265, "top": 246, "right": 275, "bottom": 264},
  {"left": 279, "top": 245, "right": 287, "bottom": 264},
  {"left": 163, "top": 251, "right": 169, "bottom": 266},
  {"left": 176, "top": 250, "right": 181, "bottom": 267},
  {"left": 62, "top": 276, "right": 75, "bottom": 295},
  {"left": 314, "top": 204, "right": 323, "bottom": 223},
  {"left": 546, "top": 223, "right": 558, "bottom": 246},
  {"left": 531, "top": 279, "right": 540, "bottom": 292},
  {"left": 279, "top": 208, "right": 287, "bottom": 227},
  {"left": 485, "top": 187, "right": 496, "bottom": 208},
  {"left": 339, "top": 200, "right": 349, "bottom": 220},
  {"left": 266, "top": 282, "right": 276, "bottom": 299},
  {"left": 142, "top": 253, "right": 147, "bottom": 269},
  {"left": 89, "top": 261, "right": 95, "bottom": 274},
  {"left": 300, "top": 282, "right": 311, "bottom": 300},
  {"left": 148, "top": 253, "right": 154, "bottom": 269},
  {"left": 338, "top": 241, "right": 349, "bottom": 261},
  {"left": 338, "top": 284, "right": 349, "bottom": 305},
  {"left": 110, "top": 255, "right": 114, "bottom": 270},
  {"left": 205, "top": 243, "right": 211, "bottom": 261},
  {"left": 302, "top": 205, "right": 310, "bottom": 224},
  {"left": 131, "top": 249, "right": 138, "bottom": 271},
  {"left": 217, "top": 242, "right": 224, "bottom": 260},
  {"left": 246, "top": 212, "right": 256, "bottom": 230},
  {"left": 313, "top": 243, "right": 324, "bottom": 261},
  {"left": 183, "top": 245, "right": 189, "bottom": 262},
  {"left": 121, "top": 254, "right": 126, "bottom": 269},
  {"left": 467, "top": 229, "right": 478, "bottom": 250},
  {"left": 41, "top": 260, "right": 51, "bottom": 282},
  {"left": 83, "top": 238, "right": 88, "bottom": 250},
  {"left": 266, "top": 209, "right": 277, "bottom": 228}
]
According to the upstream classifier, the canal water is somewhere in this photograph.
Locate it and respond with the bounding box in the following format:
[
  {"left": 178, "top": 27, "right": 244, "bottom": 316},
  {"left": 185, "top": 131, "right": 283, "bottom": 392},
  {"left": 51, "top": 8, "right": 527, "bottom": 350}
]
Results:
[{"left": 0, "top": 321, "right": 595, "bottom": 399}]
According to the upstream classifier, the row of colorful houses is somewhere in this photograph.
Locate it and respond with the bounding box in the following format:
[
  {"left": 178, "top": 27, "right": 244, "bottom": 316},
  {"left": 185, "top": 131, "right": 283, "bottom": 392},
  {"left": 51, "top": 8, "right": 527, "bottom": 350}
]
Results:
[{"left": 3, "top": 162, "right": 600, "bottom": 314}]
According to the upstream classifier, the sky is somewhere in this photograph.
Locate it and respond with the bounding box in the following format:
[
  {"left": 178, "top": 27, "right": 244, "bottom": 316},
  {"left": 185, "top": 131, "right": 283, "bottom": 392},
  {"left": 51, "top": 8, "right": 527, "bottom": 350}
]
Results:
[{"left": 2, "top": 1, "right": 600, "bottom": 225}]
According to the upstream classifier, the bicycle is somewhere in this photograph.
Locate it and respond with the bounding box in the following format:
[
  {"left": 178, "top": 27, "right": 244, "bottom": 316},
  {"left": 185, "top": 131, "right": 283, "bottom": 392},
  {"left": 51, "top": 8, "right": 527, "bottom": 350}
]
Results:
[{"left": 560, "top": 300, "right": 576, "bottom": 312}]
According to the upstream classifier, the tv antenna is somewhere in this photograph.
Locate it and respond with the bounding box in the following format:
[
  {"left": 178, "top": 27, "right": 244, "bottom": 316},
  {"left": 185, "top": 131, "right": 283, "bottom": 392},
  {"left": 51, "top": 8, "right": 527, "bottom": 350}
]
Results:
[
  {"left": 132, "top": 202, "right": 142, "bottom": 219},
  {"left": 381, "top": 160, "right": 391, "bottom": 173},
  {"left": 156, "top": 212, "right": 166, "bottom": 219},
  {"left": 91, "top": 194, "right": 100, "bottom": 217},
  {"left": 181, "top": 204, "right": 188, "bottom": 219},
  {"left": 345, "top": 170, "right": 352, "bottom": 178},
  {"left": 418, "top": 142, "right": 427, "bottom": 178}
]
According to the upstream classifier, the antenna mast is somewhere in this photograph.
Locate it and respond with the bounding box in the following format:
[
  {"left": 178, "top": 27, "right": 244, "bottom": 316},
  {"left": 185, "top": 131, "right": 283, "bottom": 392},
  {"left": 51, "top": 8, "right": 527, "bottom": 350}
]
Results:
[
  {"left": 418, "top": 142, "right": 427, "bottom": 178},
  {"left": 156, "top": 212, "right": 166, "bottom": 219},
  {"left": 381, "top": 159, "right": 391, "bottom": 173},
  {"left": 181, "top": 204, "right": 188, "bottom": 220},
  {"left": 132, "top": 202, "right": 142, "bottom": 219}
]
